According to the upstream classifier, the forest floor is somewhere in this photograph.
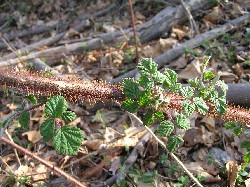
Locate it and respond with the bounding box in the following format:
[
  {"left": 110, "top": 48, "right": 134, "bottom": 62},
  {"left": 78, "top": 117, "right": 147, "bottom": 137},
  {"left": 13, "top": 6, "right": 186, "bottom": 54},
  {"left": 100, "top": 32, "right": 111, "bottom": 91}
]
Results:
[{"left": 0, "top": 0, "right": 250, "bottom": 186}]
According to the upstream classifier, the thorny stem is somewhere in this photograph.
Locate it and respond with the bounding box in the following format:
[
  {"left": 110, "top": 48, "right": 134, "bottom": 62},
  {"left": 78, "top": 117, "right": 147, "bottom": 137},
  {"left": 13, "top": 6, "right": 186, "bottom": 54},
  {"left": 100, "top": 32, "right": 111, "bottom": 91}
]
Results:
[
  {"left": 128, "top": 112, "right": 203, "bottom": 187},
  {"left": 0, "top": 68, "right": 249, "bottom": 124}
]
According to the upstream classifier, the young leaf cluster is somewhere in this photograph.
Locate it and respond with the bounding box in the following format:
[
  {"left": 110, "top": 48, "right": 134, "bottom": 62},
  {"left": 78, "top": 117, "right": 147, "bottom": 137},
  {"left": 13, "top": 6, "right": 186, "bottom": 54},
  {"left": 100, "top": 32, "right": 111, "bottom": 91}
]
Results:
[
  {"left": 18, "top": 94, "right": 84, "bottom": 155},
  {"left": 121, "top": 57, "right": 228, "bottom": 152},
  {"left": 41, "top": 95, "right": 84, "bottom": 155}
]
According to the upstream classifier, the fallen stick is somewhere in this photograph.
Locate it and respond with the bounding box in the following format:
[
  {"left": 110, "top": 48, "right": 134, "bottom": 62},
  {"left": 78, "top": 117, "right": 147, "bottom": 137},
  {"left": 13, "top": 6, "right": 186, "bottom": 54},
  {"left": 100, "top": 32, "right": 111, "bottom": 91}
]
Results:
[
  {"left": 111, "top": 13, "right": 250, "bottom": 83},
  {"left": 0, "top": 136, "right": 87, "bottom": 187},
  {"left": 91, "top": 125, "right": 158, "bottom": 187},
  {"left": 0, "top": 3, "right": 116, "bottom": 61},
  {"left": 0, "top": 0, "right": 215, "bottom": 66}
]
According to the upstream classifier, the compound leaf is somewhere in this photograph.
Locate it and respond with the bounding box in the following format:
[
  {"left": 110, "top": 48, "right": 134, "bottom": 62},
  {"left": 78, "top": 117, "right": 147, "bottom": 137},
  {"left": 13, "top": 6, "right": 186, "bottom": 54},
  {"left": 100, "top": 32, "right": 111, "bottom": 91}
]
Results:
[
  {"left": 25, "top": 94, "right": 37, "bottom": 105},
  {"left": 224, "top": 122, "right": 236, "bottom": 130},
  {"left": 154, "top": 110, "right": 164, "bottom": 120},
  {"left": 138, "top": 58, "right": 158, "bottom": 76},
  {"left": 167, "top": 135, "right": 183, "bottom": 152},
  {"left": 121, "top": 99, "right": 139, "bottom": 113},
  {"left": 53, "top": 125, "right": 84, "bottom": 155},
  {"left": 193, "top": 97, "right": 208, "bottom": 115},
  {"left": 241, "top": 141, "right": 250, "bottom": 149},
  {"left": 243, "top": 151, "right": 250, "bottom": 164},
  {"left": 45, "top": 95, "right": 68, "bottom": 118},
  {"left": 138, "top": 76, "right": 154, "bottom": 90},
  {"left": 215, "top": 97, "right": 227, "bottom": 115},
  {"left": 138, "top": 91, "right": 151, "bottom": 106},
  {"left": 176, "top": 113, "right": 190, "bottom": 130},
  {"left": 204, "top": 70, "right": 215, "bottom": 81},
  {"left": 19, "top": 111, "right": 30, "bottom": 130},
  {"left": 122, "top": 78, "right": 140, "bottom": 99},
  {"left": 163, "top": 69, "right": 178, "bottom": 89},
  {"left": 180, "top": 86, "right": 194, "bottom": 99},
  {"left": 182, "top": 100, "right": 195, "bottom": 117},
  {"left": 62, "top": 111, "right": 77, "bottom": 122},
  {"left": 157, "top": 121, "right": 174, "bottom": 136},
  {"left": 143, "top": 109, "right": 154, "bottom": 126},
  {"left": 40, "top": 118, "right": 55, "bottom": 141}
]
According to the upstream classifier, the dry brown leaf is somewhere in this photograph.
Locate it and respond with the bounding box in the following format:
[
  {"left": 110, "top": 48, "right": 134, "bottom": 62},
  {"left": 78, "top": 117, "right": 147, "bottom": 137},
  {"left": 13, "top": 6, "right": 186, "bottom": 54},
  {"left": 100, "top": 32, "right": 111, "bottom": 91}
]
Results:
[
  {"left": 200, "top": 117, "right": 216, "bottom": 132},
  {"left": 104, "top": 127, "right": 123, "bottom": 143},
  {"left": 185, "top": 162, "right": 221, "bottom": 183},
  {"left": 171, "top": 56, "right": 188, "bottom": 70},
  {"left": 178, "top": 59, "right": 202, "bottom": 80},
  {"left": 109, "top": 156, "right": 122, "bottom": 175},
  {"left": 204, "top": 6, "right": 224, "bottom": 24},
  {"left": 220, "top": 71, "right": 239, "bottom": 83},
  {"left": 32, "top": 164, "right": 48, "bottom": 181},
  {"left": 183, "top": 128, "right": 203, "bottom": 147},
  {"left": 172, "top": 27, "right": 188, "bottom": 40},
  {"left": 135, "top": 11, "right": 146, "bottom": 20},
  {"left": 226, "top": 161, "right": 239, "bottom": 187},
  {"left": 15, "top": 165, "right": 30, "bottom": 176},
  {"left": 83, "top": 139, "right": 104, "bottom": 150},
  {"left": 22, "top": 130, "right": 42, "bottom": 143},
  {"left": 192, "top": 147, "right": 209, "bottom": 162},
  {"left": 159, "top": 38, "right": 178, "bottom": 51}
]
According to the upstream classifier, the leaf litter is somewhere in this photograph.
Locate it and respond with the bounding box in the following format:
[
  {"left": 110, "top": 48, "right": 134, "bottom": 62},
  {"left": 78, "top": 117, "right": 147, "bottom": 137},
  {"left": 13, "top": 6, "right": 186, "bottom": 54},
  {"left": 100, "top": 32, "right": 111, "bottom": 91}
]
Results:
[{"left": 0, "top": 0, "right": 250, "bottom": 186}]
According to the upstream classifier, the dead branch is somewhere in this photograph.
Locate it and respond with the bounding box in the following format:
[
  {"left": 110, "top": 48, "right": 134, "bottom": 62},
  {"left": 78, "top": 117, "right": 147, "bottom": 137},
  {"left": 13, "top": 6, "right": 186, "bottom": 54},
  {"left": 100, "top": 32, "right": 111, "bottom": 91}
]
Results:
[
  {"left": 0, "top": 0, "right": 216, "bottom": 67},
  {"left": 112, "top": 14, "right": 250, "bottom": 83},
  {"left": 0, "top": 136, "right": 86, "bottom": 187},
  {"left": 91, "top": 125, "right": 158, "bottom": 187}
]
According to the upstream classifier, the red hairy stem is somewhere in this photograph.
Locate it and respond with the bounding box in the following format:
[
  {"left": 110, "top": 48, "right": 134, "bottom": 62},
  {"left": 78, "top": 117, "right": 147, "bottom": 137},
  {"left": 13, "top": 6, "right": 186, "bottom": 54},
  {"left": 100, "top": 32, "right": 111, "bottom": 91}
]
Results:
[
  {"left": 0, "top": 68, "right": 249, "bottom": 124},
  {"left": 167, "top": 93, "right": 250, "bottom": 124},
  {"left": 0, "top": 68, "right": 125, "bottom": 104}
]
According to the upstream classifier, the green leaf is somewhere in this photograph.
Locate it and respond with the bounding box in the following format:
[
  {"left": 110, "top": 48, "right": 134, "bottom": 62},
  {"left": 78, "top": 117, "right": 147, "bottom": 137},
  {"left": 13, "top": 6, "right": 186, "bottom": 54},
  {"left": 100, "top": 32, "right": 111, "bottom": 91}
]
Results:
[
  {"left": 180, "top": 86, "right": 194, "bottom": 99},
  {"left": 157, "top": 121, "right": 174, "bottom": 136},
  {"left": 202, "top": 56, "right": 211, "bottom": 71},
  {"left": 233, "top": 127, "right": 242, "bottom": 136},
  {"left": 180, "top": 176, "right": 189, "bottom": 184},
  {"left": 176, "top": 113, "right": 190, "bottom": 130},
  {"left": 44, "top": 95, "right": 68, "bottom": 118},
  {"left": 121, "top": 99, "right": 139, "bottom": 113},
  {"left": 188, "top": 78, "right": 204, "bottom": 89},
  {"left": 154, "top": 71, "right": 165, "bottom": 83},
  {"left": 216, "top": 80, "right": 228, "bottom": 97},
  {"left": 224, "top": 122, "right": 236, "bottom": 130},
  {"left": 163, "top": 69, "right": 178, "bottom": 89},
  {"left": 62, "top": 111, "right": 76, "bottom": 122},
  {"left": 53, "top": 125, "right": 84, "bottom": 155},
  {"left": 243, "top": 151, "right": 250, "bottom": 164},
  {"left": 143, "top": 109, "right": 154, "bottom": 126},
  {"left": 182, "top": 100, "right": 195, "bottom": 117},
  {"left": 138, "top": 58, "right": 158, "bottom": 76},
  {"left": 138, "top": 76, "right": 154, "bottom": 90},
  {"left": 204, "top": 70, "right": 215, "bottom": 80},
  {"left": 167, "top": 135, "right": 183, "bottom": 152},
  {"left": 25, "top": 94, "right": 37, "bottom": 105},
  {"left": 40, "top": 118, "right": 55, "bottom": 141},
  {"left": 154, "top": 110, "right": 164, "bottom": 120},
  {"left": 19, "top": 111, "right": 30, "bottom": 129},
  {"left": 171, "top": 83, "right": 182, "bottom": 92},
  {"left": 241, "top": 141, "right": 250, "bottom": 149},
  {"left": 138, "top": 91, "right": 151, "bottom": 106},
  {"left": 158, "top": 153, "right": 168, "bottom": 164},
  {"left": 215, "top": 97, "right": 227, "bottom": 115},
  {"left": 193, "top": 97, "right": 208, "bottom": 115},
  {"left": 122, "top": 78, "right": 140, "bottom": 99}
]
